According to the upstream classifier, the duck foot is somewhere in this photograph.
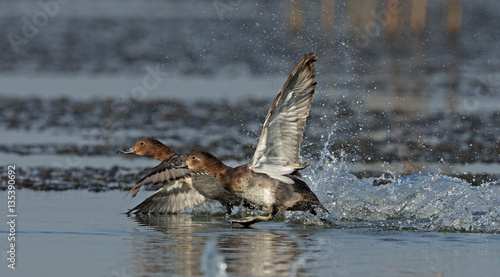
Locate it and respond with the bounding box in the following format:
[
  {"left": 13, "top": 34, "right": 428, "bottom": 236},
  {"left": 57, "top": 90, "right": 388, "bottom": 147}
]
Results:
[{"left": 228, "top": 214, "right": 274, "bottom": 227}]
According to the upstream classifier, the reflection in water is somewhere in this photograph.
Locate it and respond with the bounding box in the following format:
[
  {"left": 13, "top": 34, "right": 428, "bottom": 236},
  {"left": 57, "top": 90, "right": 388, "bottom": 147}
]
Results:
[
  {"left": 130, "top": 214, "right": 208, "bottom": 276},
  {"left": 128, "top": 215, "right": 306, "bottom": 276},
  {"left": 218, "top": 230, "right": 302, "bottom": 276}
]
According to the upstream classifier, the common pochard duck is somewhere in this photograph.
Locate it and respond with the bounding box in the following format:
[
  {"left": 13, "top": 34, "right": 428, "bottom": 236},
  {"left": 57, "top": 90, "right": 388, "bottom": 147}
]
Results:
[
  {"left": 118, "top": 138, "right": 248, "bottom": 214},
  {"left": 135, "top": 53, "right": 329, "bottom": 226}
]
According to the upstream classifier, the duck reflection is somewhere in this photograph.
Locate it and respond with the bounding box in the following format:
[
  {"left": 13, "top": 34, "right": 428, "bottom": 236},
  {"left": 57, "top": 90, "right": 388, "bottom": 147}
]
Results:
[
  {"left": 129, "top": 214, "right": 209, "bottom": 276},
  {"left": 128, "top": 215, "right": 305, "bottom": 276},
  {"left": 218, "top": 229, "right": 303, "bottom": 276}
]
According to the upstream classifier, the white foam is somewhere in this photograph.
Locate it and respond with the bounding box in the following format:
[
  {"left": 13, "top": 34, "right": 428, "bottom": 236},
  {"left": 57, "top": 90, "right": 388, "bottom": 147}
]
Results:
[{"left": 302, "top": 132, "right": 500, "bottom": 232}]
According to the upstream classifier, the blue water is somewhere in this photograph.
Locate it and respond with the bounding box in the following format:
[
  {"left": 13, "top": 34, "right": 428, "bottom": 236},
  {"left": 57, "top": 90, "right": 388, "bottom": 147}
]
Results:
[
  {"left": 1, "top": 174, "right": 499, "bottom": 277},
  {"left": 1, "top": 125, "right": 500, "bottom": 277},
  {"left": 1, "top": 0, "right": 500, "bottom": 276}
]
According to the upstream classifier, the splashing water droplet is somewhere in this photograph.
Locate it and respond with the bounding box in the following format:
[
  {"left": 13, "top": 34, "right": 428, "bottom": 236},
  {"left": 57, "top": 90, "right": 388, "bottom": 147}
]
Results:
[{"left": 300, "top": 130, "right": 500, "bottom": 233}]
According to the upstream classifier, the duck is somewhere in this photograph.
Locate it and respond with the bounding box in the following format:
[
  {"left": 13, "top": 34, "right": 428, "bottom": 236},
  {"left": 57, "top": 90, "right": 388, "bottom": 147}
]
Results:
[
  {"left": 118, "top": 138, "right": 249, "bottom": 215},
  {"left": 142, "top": 53, "right": 329, "bottom": 226}
]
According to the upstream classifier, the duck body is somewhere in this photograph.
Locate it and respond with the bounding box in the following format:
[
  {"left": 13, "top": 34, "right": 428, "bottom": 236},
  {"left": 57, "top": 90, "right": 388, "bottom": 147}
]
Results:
[
  {"left": 228, "top": 167, "right": 322, "bottom": 213},
  {"left": 119, "top": 53, "right": 329, "bottom": 226},
  {"left": 119, "top": 138, "right": 250, "bottom": 215},
  {"left": 187, "top": 151, "right": 328, "bottom": 226},
  {"left": 232, "top": 169, "right": 325, "bottom": 215}
]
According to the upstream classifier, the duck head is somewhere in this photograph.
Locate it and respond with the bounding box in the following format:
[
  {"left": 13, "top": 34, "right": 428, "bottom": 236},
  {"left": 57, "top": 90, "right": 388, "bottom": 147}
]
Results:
[{"left": 117, "top": 138, "right": 176, "bottom": 161}]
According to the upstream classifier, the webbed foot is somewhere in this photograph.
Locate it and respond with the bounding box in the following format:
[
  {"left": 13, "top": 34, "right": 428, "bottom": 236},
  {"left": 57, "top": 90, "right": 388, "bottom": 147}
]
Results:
[{"left": 228, "top": 214, "right": 274, "bottom": 227}]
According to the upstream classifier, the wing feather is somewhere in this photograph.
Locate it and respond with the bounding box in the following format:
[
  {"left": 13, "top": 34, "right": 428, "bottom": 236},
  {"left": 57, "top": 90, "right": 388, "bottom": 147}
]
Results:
[
  {"left": 124, "top": 154, "right": 238, "bottom": 214},
  {"left": 126, "top": 180, "right": 206, "bottom": 214},
  {"left": 249, "top": 53, "right": 317, "bottom": 184},
  {"left": 126, "top": 154, "right": 192, "bottom": 198}
]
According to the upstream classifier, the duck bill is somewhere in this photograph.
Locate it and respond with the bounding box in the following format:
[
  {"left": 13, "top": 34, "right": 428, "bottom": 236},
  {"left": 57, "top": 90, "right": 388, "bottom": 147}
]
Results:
[{"left": 117, "top": 146, "right": 136, "bottom": 155}]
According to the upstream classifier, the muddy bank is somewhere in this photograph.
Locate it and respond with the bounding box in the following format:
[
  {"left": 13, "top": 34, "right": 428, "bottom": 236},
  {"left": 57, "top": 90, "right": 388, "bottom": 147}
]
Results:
[
  {"left": 1, "top": 96, "right": 499, "bottom": 163},
  {"left": 0, "top": 96, "right": 498, "bottom": 190}
]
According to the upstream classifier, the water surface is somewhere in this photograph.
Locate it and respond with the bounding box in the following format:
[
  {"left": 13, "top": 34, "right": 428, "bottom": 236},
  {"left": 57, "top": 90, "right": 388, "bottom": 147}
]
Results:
[
  {"left": 1, "top": 181, "right": 499, "bottom": 277},
  {"left": 1, "top": 1, "right": 500, "bottom": 276}
]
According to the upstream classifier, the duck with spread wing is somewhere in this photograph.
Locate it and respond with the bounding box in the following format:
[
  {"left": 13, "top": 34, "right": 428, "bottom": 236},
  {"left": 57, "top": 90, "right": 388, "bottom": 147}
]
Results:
[{"left": 123, "top": 53, "right": 329, "bottom": 226}]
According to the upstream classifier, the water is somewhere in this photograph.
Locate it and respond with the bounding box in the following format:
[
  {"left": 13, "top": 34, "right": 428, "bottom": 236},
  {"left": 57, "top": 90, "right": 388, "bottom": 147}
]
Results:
[
  {"left": 306, "top": 147, "right": 500, "bottom": 232},
  {"left": 1, "top": 189, "right": 499, "bottom": 277},
  {"left": 1, "top": 0, "right": 500, "bottom": 275},
  {"left": 1, "top": 145, "right": 500, "bottom": 276}
]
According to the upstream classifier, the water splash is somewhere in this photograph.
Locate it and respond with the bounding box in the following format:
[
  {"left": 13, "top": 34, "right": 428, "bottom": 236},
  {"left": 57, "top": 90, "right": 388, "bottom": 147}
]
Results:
[
  {"left": 201, "top": 237, "right": 227, "bottom": 277},
  {"left": 303, "top": 132, "right": 500, "bottom": 233}
]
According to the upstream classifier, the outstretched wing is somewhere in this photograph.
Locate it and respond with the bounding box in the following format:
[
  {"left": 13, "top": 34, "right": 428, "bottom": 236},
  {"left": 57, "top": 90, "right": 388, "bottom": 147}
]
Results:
[
  {"left": 126, "top": 180, "right": 206, "bottom": 214},
  {"left": 126, "top": 154, "right": 192, "bottom": 198},
  {"left": 249, "top": 53, "right": 317, "bottom": 184},
  {"left": 125, "top": 154, "right": 208, "bottom": 214}
]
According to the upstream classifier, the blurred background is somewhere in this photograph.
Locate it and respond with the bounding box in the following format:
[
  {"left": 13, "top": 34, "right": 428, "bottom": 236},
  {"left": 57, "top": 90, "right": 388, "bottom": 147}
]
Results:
[
  {"left": 1, "top": 0, "right": 499, "bottom": 188},
  {"left": 3, "top": 3, "right": 500, "bottom": 276}
]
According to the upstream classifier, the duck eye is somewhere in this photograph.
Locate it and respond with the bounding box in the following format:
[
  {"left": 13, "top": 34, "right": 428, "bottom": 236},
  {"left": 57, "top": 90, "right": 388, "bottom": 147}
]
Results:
[
  {"left": 191, "top": 156, "right": 196, "bottom": 160},
  {"left": 140, "top": 142, "right": 145, "bottom": 146}
]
